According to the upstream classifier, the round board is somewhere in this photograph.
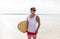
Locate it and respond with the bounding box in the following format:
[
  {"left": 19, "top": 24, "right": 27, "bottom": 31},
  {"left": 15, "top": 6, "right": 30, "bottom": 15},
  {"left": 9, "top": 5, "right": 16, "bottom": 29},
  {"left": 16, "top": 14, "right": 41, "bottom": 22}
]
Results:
[{"left": 18, "top": 20, "right": 28, "bottom": 33}]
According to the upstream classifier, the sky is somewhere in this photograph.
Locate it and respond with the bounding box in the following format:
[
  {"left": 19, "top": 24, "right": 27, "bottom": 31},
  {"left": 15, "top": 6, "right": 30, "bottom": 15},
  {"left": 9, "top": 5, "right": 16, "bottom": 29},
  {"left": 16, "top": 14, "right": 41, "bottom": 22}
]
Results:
[{"left": 0, "top": 0, "right": 60, "bottom": 14}]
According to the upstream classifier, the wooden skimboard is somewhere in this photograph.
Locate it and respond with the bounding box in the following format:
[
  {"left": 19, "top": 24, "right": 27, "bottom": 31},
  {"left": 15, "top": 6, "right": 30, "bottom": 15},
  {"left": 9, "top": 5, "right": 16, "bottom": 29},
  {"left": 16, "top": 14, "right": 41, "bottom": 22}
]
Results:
[{"left": 18, "top": 20, "right": 28, "bottom": 33}]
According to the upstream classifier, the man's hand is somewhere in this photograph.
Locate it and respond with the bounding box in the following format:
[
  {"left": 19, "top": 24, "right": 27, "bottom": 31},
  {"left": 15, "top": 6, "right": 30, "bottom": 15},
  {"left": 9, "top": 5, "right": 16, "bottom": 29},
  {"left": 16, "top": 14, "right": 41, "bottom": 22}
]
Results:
[{"left": 35, "top": 29, "right": 38, "bottom": 34}]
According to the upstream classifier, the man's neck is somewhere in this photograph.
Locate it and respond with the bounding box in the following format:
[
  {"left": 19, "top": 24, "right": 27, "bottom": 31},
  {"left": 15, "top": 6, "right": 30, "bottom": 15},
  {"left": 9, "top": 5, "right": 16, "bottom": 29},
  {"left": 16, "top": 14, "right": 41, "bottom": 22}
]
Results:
[{"left": 31, "top": 14, "right": 35, "bottom": 16}]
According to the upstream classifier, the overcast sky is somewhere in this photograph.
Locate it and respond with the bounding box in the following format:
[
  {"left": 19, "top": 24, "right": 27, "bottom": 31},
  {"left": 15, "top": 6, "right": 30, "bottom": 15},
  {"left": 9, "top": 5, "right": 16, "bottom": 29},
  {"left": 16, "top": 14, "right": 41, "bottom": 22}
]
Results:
[{"left": 0, "top": 0, "right": 60, "bottom": 14}]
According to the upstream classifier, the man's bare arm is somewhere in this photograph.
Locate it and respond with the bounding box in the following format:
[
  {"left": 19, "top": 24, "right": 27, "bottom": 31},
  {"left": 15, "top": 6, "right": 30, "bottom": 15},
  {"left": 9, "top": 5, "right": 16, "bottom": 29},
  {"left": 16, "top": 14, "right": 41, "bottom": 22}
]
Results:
[{"left": 36, "top": 16, "right": 40, "bottom": 33}]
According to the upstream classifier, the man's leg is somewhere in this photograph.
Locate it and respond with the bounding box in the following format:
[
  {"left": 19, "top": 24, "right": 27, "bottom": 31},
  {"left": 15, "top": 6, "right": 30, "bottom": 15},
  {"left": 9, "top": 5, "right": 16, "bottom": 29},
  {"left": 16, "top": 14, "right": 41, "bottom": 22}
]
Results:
[
  {"left": 27, "top": 32, "right": 31, "bottom": 39},
  {"left": 33, "top": 37, "right": 36, "bottom": 39},
  {"left": 32, "top": 35, "right": 37, "bottom": 39},
  {"left": 28, "top": 35, "right": 31, "bottom": 39},
  {"left": 28, "top": 37, "right": 31, "bottom": 39}
]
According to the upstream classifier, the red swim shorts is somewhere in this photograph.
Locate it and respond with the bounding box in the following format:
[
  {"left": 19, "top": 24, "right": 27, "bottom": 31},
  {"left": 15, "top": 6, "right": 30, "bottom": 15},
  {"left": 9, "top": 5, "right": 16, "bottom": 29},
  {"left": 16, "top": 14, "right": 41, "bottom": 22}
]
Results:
[{"left": 27, "top": 31, "right": 37, "bottom": 38}]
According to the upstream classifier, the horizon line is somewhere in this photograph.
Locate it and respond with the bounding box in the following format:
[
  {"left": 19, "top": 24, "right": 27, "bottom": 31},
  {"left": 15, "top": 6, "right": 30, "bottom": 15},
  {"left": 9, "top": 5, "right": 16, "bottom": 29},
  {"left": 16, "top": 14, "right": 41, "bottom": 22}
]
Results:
[{"left": 0, "top": 13, "right": 60, "bottom": 15}]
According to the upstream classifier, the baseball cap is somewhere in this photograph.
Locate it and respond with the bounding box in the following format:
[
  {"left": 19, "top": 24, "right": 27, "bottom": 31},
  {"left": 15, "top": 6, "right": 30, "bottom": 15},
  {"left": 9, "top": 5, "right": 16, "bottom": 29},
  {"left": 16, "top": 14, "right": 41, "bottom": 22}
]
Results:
[{"left": 30, "top": 7, "right": 36, "bottom": 11}]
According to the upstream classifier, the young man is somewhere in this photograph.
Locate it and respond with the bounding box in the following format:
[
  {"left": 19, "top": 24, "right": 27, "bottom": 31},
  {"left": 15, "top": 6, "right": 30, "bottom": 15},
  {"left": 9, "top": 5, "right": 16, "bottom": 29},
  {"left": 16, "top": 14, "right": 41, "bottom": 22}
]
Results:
[{"left": 27, "top": 7, "right": 40, "bottom": 39}]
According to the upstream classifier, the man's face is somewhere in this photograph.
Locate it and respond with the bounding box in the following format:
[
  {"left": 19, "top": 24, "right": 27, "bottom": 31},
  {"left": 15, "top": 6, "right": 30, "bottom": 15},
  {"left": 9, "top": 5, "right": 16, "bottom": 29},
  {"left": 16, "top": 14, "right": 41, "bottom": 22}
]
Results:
[{"left": 30, "top": 10, "right": 35, "bottom": 14}]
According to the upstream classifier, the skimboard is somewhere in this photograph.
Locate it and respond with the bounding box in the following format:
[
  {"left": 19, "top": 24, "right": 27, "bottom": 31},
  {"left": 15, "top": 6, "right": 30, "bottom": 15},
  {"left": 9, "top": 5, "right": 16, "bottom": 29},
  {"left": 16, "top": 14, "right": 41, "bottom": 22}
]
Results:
[{"left": 18, "top": 20, "right": 28, "bottom": 33}]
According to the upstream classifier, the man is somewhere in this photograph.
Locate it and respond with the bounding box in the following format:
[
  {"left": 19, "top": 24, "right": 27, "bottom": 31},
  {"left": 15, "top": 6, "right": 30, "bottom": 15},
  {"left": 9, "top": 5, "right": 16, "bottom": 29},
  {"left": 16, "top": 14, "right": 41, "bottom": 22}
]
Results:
[{"left": 27, "top": 7, "right": 40, "bottom": 39}]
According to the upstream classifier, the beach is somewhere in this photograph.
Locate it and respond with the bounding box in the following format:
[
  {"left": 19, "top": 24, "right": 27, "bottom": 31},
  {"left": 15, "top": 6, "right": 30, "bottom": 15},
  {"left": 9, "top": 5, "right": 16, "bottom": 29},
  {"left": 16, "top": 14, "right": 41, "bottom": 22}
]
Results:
[{"left": 0, "top": 14, "right": 60, "bottom": 39}]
